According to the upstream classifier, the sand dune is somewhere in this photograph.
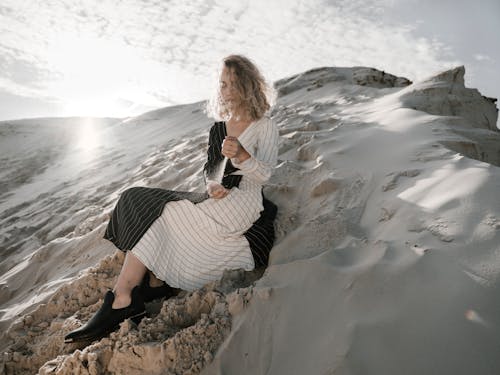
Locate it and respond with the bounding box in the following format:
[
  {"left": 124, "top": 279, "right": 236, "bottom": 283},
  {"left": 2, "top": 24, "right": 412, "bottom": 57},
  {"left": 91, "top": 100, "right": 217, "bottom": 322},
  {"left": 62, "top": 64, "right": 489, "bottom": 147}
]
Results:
[{"left": 1, "top": 65, "right": 499, "bottom": 374}]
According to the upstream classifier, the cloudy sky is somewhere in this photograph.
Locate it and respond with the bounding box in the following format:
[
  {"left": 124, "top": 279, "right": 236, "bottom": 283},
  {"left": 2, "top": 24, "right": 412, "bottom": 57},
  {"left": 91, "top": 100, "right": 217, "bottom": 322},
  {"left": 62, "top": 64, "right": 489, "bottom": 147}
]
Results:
[{"left": 0, "top": 0, "right": 498, "bottom": 121}]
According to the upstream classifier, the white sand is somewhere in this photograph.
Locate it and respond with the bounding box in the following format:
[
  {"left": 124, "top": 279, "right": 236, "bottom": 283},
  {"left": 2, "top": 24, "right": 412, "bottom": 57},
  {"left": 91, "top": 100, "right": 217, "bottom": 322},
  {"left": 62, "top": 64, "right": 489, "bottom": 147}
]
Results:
[{"left": 1, "top": 65, "right": 499, "bottom": 374}]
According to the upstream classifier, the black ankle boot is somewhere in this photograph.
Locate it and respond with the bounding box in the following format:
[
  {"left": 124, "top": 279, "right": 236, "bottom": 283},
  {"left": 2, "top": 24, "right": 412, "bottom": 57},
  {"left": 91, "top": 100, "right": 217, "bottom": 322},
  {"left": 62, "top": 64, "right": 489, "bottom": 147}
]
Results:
[
  {"left": 141, "top": 272, "right": 180, "bottom": 303},
  {"left": 64, "top": 285, "right": 146, "bottom": 343}
]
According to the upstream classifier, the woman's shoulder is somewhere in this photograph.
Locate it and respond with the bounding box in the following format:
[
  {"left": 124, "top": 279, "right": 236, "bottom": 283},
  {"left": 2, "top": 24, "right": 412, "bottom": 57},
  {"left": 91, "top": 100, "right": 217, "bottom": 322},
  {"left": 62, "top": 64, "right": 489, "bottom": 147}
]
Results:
[
  {"left": 254, "top": 113, "right": 277, "bottom": 135},
  {"left": 255, "top": 112, "right": 274, "bottom": 127}
]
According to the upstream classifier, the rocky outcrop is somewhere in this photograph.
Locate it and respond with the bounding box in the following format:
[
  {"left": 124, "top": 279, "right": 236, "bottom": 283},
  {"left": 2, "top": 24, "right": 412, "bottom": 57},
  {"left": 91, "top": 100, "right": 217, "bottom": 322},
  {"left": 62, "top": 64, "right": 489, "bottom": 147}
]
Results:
[
  {"left": 351, "top": 67, "right": 412, "bottom": 88},
  {"left": 398, "top": 65, "right": 499, "bottom": 132},
  {"left": 1, "top": 250, "right": 262, "bottom": 375},
  {"left": 275, "top": 66, "right": 412, "bottom": 97},
  {"left": 393, "top": 65, "right": 500, "bottom": 166}
]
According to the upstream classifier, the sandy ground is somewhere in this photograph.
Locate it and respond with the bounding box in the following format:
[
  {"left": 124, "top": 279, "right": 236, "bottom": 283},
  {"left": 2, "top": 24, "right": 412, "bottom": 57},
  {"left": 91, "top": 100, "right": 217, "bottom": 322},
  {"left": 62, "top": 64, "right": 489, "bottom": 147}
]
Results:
[{"left": 1, "top": 65, "right": 499, "bottom": 374}]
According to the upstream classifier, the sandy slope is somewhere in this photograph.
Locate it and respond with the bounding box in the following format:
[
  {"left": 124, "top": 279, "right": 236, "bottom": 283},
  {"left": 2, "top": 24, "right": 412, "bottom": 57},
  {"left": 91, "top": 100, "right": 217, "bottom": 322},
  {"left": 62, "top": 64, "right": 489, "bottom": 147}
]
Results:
[{"left": 1, "top": 65, "right": 499, "bottom": 375}]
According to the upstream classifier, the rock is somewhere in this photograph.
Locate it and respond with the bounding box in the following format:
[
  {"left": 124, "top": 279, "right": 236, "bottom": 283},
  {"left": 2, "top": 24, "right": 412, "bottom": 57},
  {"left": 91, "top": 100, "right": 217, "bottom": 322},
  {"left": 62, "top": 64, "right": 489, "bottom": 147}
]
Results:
[
  {"left": 275, "top": 66, "right": 411, "bottom": 97},
  {"left": 226, "top": 293, "right": 245, "bottom": 316},
  {"left": 399, "top": 66, "right": 499, "bottom": 132},
  {"left": 352, "top": 67, "right": 412, "bottom": 88}
]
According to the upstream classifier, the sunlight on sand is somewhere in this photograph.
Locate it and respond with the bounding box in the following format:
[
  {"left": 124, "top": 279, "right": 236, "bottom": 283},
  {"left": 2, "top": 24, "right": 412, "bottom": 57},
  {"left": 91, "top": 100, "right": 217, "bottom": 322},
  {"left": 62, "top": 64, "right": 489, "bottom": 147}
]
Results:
[
  {"left": 75, "top": 117, "right": 101, "bottom": 151},
  {"left": 398, "top": 157, "right": 489, "bottom": 211}
]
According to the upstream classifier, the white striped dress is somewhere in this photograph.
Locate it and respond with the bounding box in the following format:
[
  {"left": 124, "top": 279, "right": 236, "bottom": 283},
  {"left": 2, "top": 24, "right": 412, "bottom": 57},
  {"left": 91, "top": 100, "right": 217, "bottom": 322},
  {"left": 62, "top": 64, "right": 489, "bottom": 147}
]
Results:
[{"left": 130, "top": 115, "right": 279, "bottom": 291}]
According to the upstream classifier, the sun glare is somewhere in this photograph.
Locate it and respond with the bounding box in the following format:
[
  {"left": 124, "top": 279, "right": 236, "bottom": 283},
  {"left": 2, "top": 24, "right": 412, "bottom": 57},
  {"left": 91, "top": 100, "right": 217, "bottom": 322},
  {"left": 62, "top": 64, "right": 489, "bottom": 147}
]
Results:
[
  {"left": 46, "top": 33, "right": 148, "bottom": 118},
  {"left": 76, "top": 117, "right": 101, "bottom": 151},
  {"left": 62, "top": 97, "right": 131, "bottom": 118},
  {"left": 43, "top": 30, "right": 190, "bottom": 119}
]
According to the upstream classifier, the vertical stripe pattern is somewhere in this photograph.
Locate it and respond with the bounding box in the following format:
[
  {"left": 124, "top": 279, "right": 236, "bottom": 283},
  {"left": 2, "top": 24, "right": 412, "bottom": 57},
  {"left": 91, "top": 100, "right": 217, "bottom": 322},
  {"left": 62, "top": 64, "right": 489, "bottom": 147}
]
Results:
[{"left": 103, "top": 116, "right": 278, "bottom": 290}]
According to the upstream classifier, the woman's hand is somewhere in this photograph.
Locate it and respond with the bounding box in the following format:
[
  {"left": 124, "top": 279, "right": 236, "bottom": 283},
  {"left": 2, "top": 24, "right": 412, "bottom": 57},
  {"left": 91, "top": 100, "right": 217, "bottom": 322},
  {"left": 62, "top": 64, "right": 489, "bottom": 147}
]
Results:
[
  {"left": 207, "top": 181, "right": 230, "bottom": 199},
  {"left": 222, "top": 136, "right": 250, "bottom": 162}
]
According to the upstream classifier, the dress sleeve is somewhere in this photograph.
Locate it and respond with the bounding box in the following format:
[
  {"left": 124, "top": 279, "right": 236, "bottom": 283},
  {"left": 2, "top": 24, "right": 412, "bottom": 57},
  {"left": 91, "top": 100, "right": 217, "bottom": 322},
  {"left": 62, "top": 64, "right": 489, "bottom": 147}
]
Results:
[{"left": 231, "top": 116, "right": 279, "bottom": 184}]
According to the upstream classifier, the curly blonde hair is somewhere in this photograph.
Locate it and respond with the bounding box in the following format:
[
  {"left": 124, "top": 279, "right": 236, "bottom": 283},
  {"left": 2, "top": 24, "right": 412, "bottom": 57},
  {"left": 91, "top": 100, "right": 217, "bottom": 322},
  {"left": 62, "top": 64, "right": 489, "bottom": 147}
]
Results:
[{"left": 205, "top": 54, "right": 275, "bottom": 121}]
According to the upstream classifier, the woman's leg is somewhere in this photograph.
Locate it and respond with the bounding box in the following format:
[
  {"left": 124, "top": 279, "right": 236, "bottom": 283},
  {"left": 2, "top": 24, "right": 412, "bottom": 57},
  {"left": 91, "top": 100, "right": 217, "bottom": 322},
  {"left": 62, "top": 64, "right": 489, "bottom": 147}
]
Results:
[
  {"left": 112, "top": 251, "right": 147, "bottom": 308},
  {"left": 64, "top": 251, "right": 147, "bottom": 343}
]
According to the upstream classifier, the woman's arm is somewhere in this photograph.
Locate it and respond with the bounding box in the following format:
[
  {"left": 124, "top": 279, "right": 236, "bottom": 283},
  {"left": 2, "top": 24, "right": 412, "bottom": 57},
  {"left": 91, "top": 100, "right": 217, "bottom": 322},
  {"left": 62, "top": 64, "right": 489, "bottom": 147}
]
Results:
[{"left": 230, "top": 117, "right": 279, "bottom": 184}]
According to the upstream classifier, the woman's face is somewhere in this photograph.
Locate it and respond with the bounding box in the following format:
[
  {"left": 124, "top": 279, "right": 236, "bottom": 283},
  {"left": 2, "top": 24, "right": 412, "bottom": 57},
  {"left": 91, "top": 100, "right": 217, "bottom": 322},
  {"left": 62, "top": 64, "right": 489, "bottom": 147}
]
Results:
[{"left": 220, "top": 66, "right": 239, "bottom": 109}]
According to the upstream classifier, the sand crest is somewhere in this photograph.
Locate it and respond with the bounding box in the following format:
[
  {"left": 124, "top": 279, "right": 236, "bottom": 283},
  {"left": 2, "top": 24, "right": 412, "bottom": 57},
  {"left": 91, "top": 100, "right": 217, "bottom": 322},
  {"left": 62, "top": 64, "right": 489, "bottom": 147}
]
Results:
[{"left": 1, "top": 65, "right": 500, "bottom": 374}]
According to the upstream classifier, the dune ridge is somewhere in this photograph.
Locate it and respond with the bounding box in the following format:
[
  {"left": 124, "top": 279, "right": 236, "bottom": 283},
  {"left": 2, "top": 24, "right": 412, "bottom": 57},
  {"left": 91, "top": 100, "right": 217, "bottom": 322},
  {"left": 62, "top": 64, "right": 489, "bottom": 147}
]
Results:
[{"left": 1, "top": 65, "right": 499, "bottom": 374}]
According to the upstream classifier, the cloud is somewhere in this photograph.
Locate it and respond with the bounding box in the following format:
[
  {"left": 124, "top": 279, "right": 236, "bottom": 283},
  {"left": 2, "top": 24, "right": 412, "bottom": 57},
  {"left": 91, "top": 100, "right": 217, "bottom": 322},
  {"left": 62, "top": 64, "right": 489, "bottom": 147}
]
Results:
[
  {"left": 0, "top": 0, "right": 494, "bottom": 120},
  {"left": 473, "top": 54, "right": 492, "bottom": 62}
]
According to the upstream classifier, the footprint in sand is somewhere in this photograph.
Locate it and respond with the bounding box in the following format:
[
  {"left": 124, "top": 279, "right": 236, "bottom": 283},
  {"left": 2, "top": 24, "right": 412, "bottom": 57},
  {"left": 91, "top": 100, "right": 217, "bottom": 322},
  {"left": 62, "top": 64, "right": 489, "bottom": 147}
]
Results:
[
  {"left": 311, "top": 178, "right": 340, "bottom": 197},
  {"left": 378, "top": 207, "right": 396, "bottom": 222},
  {"left": 296, "top": 142, "right": 318, "bottom": 162},
  {"left": 382, "top": 169, "right": 421, "bottom": 192},
  {"left": 427, "top": 218, "right": 455, "bottom": 242}
]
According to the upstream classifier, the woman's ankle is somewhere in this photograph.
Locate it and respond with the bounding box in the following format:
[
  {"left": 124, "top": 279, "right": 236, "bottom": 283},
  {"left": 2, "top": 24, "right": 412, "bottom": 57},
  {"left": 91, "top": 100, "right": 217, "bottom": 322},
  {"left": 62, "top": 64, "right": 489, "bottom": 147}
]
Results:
[{"left": 112, "top": 289, "right": 132, "bottom": 309}]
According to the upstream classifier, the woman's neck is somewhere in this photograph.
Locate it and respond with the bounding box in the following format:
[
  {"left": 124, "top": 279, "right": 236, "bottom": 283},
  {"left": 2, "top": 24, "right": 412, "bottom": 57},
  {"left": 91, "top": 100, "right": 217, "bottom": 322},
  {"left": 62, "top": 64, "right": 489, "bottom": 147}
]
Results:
[
  {"left": 229, "top": 107, "right": 251, "bottom": 123},
  {"left": 225, "top": 110, "right": 254, "bottom": 137}
]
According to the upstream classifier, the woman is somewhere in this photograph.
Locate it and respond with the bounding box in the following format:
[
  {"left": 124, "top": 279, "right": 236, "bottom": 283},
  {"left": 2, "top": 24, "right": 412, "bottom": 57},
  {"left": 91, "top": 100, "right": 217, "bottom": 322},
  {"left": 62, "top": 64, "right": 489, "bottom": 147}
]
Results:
[{"left": 65, "top": 54, "right": 279, "bottom": 343}]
